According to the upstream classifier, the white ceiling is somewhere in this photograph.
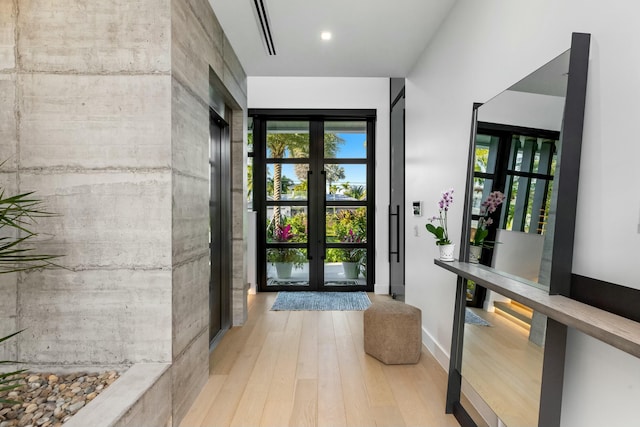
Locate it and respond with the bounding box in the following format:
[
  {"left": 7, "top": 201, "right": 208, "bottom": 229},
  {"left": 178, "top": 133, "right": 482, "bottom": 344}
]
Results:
[{"left": 209, "top": 0, "right": 457, "bottom": 77}]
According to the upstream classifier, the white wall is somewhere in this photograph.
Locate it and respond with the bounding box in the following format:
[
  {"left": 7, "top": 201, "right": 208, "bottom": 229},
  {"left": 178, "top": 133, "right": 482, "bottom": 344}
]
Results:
[
  {"left": 405, "top": 1, "right": 640, "bottom": 425},
  {"left": 248, "top": 77, "right": 391, "bottom": 293}
]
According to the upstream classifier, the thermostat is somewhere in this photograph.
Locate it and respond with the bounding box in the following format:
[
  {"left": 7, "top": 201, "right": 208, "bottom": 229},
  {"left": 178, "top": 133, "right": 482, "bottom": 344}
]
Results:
[{"left": 412, "top": 201, "right": 422, "bottom": 216}]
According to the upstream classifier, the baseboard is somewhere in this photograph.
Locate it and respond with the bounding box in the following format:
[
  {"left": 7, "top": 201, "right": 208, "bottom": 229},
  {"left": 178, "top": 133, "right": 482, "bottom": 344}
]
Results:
[
  {"left": 374, "top": 283, "right": 390, "bottom": 294},
  {"left": 421, "top": 325, "right": 450, "bottom": 373}
]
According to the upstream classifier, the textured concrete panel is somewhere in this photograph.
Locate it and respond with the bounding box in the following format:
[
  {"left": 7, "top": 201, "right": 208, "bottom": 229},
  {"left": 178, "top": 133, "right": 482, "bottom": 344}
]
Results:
[
  {"left": 20, "top": 73, "right": 171, "bottom": 169},
  {"left": 0, "top": 1, "right": 15, "bottom": 70},
  {"left": 172, "top": 173, "right": 208, "bottom": 265},
  {"left": 0, "top": 272, "right": 18, "bottom": 362},
  {"left": 171, "top": 78, "right": 209, "bottom": 179},
  {"left": 223, "top": 64, "right": 247, "bottom": 109},
  {"left": 172, "top": 329, "right": 208, "bottom": 426},
  {"left": 0, "top": 74, "right": 17, "bottom": 168},
  {"left": 64, "top": 363, "right": 172, "bottom": 427},
  {"left": 20, "top": 171, "right": 171, "bottom": 269},
  {"left": 232, "top": 288, "right": 247, "bottom": 326},
  {"left": 230, "top": 140, "right": 244, "bottom": 193},
  {"left": 172, "top": 255, "right": 208, "bottom": 357},
  {"left": 223, "top": 34, "right": 247, "bottom": 96},
  {"left": 113, "top": 365, "right": 172, "bottom": 427},
  {"left": 19, "top": 269, "right": 171, "bottom": 364},
  {"left": 231, "top": 238, "right": 244, "bottom": 283},
  {"left": 187, "top": 0, "right": 223, "bottom": 52},
  {"left": 172, "top": 0, "right": 223, "bottom": 103},
  {"left": 18, "top": 0, "right": 170, "bottom": 73},
  {"left": 230, "top": 110, "right": 245, "bottom": 144}
]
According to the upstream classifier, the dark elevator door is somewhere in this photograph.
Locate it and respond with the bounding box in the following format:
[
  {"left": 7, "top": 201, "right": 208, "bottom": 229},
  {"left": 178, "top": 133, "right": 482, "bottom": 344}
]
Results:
[{"left": 209, "top": 109, "right": 231, "bottom": 344}]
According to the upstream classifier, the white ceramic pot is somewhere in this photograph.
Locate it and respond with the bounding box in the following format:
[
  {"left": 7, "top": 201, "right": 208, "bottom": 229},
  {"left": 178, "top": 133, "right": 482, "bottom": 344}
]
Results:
[
  {"left": 469, "top": 245, "right": 482, "bottom": 264},
  {"left": 439, "top": 243, "right": 455, "bottom": 262}
]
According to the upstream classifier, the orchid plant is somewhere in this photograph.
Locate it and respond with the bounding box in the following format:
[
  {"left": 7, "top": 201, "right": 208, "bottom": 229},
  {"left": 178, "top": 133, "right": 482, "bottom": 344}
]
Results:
[
  {"left": 472, "top": 191, "right": 505, "bottom": 247},
  {"left": 426, "top": 188, "right": 454, "bottom": 245}
]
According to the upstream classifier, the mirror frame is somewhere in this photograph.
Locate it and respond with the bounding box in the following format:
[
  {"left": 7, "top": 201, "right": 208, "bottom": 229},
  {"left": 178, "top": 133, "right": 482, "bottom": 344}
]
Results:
[{"left": 446, "top": 32, "right": 591, "bottom": 427}]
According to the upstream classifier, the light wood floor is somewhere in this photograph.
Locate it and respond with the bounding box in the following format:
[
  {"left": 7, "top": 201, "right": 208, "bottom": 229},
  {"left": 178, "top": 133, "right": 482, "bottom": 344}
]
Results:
[
  {"left": 180, "top": 293, "right": 459, "bottom": 427},
  {"left": 462, "top": 308, "right": 543, "bottom": 427}
]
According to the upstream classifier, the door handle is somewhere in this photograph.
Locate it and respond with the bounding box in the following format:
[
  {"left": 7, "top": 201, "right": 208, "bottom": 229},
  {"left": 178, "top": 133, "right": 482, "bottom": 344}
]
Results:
[
  {"left": 306, "top": 170, "right": 312, "bottom": 260},
  {"left": 389, "top": 204, "right": 400, "bottom": 263}
]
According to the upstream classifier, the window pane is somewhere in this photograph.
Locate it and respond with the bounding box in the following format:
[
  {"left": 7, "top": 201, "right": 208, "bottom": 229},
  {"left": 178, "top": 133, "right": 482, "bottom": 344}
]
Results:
[
  {"left": 247, "top": 117, "right": 254, "bottom": 153},
  {"left": 266, "top": 164, "right": 308, "bottom": 201},
  {"left": 475, "top": 134, "right": 499, "bottom": 174},
  {"left": 247, "top": 156, "right": 253, "bottom": 208},
  {"left": 472, "top": 178, "right": 493, "bottom": 216},
  {"left": 504, "top": 176, "right": 520, "bottom": 230},
  {"left": 266, "top": 248, "right": 309, "bottom": 286},
  {"left": 325, "top": 121, "right": 367, "bottom": 159},
  {"left": 324, "top": 164, "right": 366, "bottom": 200},
  {"left": 266, "top": 121, "right": 309, "bottom": 159},
  {"left": 325, "top": 207, "right": 367, "bottom": 243},
  {"left": 266, "top": 206, "right": 308, "bottom": 243},
  {"left": 324, "top": 248, "right": 367, "bottom": 286}
]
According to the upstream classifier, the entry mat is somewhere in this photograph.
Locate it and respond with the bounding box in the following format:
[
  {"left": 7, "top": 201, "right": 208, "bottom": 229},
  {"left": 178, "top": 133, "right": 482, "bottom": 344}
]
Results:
[
  {"left": 270, "top": 291, "right": 372, "bottom": 311},
  {"left": 465, "top": 308, "right": 491, "bottom": 326}
]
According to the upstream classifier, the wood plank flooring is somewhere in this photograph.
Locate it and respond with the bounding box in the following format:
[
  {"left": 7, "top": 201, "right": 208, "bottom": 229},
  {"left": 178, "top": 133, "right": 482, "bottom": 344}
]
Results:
[
  {"left": 180, "top": 293, "right": 459, "bottom": 427},
  {"left": 462, "top": 308, "right": 543, "bottom": 427}
]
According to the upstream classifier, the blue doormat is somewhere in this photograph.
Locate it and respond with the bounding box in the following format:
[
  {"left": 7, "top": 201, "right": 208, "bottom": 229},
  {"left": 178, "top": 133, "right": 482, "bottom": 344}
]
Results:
[
  {"left": 465, "top": 308, "right": 491, "bottom": 326},
  {"left": 271, "top": 291, "right": 371, "bottom": 311}
]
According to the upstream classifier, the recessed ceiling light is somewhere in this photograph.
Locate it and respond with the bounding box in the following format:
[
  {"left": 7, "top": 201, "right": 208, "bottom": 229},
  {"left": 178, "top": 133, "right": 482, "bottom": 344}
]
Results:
[{"left": 321, "top": 31, "right": 332, "bottom": 41}]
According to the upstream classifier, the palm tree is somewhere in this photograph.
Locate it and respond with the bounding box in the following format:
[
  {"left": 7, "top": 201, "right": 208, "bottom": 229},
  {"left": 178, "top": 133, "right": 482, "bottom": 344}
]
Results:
[
  {"left": 325, "top": 164, "right": 345, "bottom": 194},
  {"left": 267, "top": 133, "right": 308, "bottom": 227},
  {"left": 345, "top": 185, "right": 366, "bottom": 200},
  {"left": 268, "top": 132, "right": 344, "bottom": 227}
]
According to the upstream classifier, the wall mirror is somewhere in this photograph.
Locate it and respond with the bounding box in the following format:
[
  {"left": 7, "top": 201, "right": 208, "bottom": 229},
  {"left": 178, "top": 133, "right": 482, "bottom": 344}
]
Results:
[
  {"left": 459, "top": 50, "right": 568, "bottom": 427},
  {"left": 450, "top": 32, "right": 591, "bottom": 427}
]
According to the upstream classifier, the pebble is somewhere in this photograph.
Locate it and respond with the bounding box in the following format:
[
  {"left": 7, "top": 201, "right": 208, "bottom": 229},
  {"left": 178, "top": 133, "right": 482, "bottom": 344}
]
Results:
[{"left": 0, "top": 371, "right": 120, "bottom": 426}]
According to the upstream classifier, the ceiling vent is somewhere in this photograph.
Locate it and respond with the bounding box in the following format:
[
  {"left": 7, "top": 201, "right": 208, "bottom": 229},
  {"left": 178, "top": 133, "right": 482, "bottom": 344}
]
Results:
[{"left": 251, "top": 0, "right": 276, "bottom": 55}]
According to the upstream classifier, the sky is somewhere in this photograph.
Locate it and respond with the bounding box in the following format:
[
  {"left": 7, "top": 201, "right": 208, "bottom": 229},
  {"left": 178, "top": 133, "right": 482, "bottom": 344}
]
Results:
[{"left": 271, "top": 132, "right": 368, "bottom": 189}]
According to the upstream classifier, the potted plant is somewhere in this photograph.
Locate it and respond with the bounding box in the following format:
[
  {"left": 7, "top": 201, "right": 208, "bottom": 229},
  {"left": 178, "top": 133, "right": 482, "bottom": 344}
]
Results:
[
  {"left": 340, "top": 229, "right": 365, "bottom": 279},
  {"left": 268, "top": 224, "right": 305, "bottom": 279},
  {"left": 0, "top": 186, "right": 62, "bottom": 402},
  {"left": 426, "top": 188, "right": 455, "bottom": 261},
  {"left": 470, "top": 191, "right": 505, "bottom": 263}
]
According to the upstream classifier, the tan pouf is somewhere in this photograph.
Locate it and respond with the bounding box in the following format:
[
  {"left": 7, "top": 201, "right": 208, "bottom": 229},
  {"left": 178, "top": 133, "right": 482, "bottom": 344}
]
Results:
[{"left": 364, "top": 300, "right": 422, "bottom": 364}]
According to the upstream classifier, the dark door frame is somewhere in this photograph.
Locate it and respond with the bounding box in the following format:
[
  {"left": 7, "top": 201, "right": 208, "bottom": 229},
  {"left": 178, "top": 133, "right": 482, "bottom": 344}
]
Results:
[
  {"left": 209, "top": 108, "right": 232, "bottom": 346},
  {"left": 250, "top": 109, "right": 376, "bottom": 292}
]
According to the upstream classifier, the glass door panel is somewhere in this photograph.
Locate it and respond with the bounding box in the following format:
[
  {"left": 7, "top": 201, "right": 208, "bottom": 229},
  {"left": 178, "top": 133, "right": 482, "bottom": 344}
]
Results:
[
  {"left": 266, "top": 248, "right": 309, "bottom": 286},
  {"left": 254, "top": 113, "right": 374, "bottom": 291},
  {"left": 266, "top": 121, "right": 309, "bottom": 159},
  {"left": 324, "top": 248, "right": 367, "bottom": 286},
  {"left": 324, "top": 164, "right": 367, "bottom": 200},
  {"left": 324, "top": 121, "right": 367, "bottom": 158},
  {"left": 266, "top": 164, "right": 308, "bottom": 201}
]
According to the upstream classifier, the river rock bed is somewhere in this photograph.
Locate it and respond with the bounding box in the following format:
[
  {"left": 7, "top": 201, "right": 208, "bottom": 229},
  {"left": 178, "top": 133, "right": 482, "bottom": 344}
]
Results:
[{"left": 0, "top": 371, "right": 120, "bottom": 427}]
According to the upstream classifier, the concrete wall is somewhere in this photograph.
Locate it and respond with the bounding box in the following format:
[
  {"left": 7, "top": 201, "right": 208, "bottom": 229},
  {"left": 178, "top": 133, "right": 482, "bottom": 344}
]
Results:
[
  {"left": 2, "top": 0, "right": 173, "bottom": 367},
  {"left": 0, "top": 0, "right": 247, "bottom": 425},
  {"left": 170, "top": 0, "right": 247, "bottom": 422},
  {"left": 248, "top": 76, "right": 390, "bottom": 293},
  {"left": 405, "top": 0, "right": 640, "bottom": 425}
]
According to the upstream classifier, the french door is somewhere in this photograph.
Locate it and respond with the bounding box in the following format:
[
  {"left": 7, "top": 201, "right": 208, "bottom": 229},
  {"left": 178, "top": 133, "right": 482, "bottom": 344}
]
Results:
[{"left": 251, "top": 110, "right": 375, "bottom": 292}]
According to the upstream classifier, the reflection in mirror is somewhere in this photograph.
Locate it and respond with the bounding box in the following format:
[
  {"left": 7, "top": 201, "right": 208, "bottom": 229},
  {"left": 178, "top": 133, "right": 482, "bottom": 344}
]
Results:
[
  {"left": 461, "top": 50, "right": 571, "bottom": 426},
  {"left": 462, "top": 297, "right": 544, "bottom": 427}
]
